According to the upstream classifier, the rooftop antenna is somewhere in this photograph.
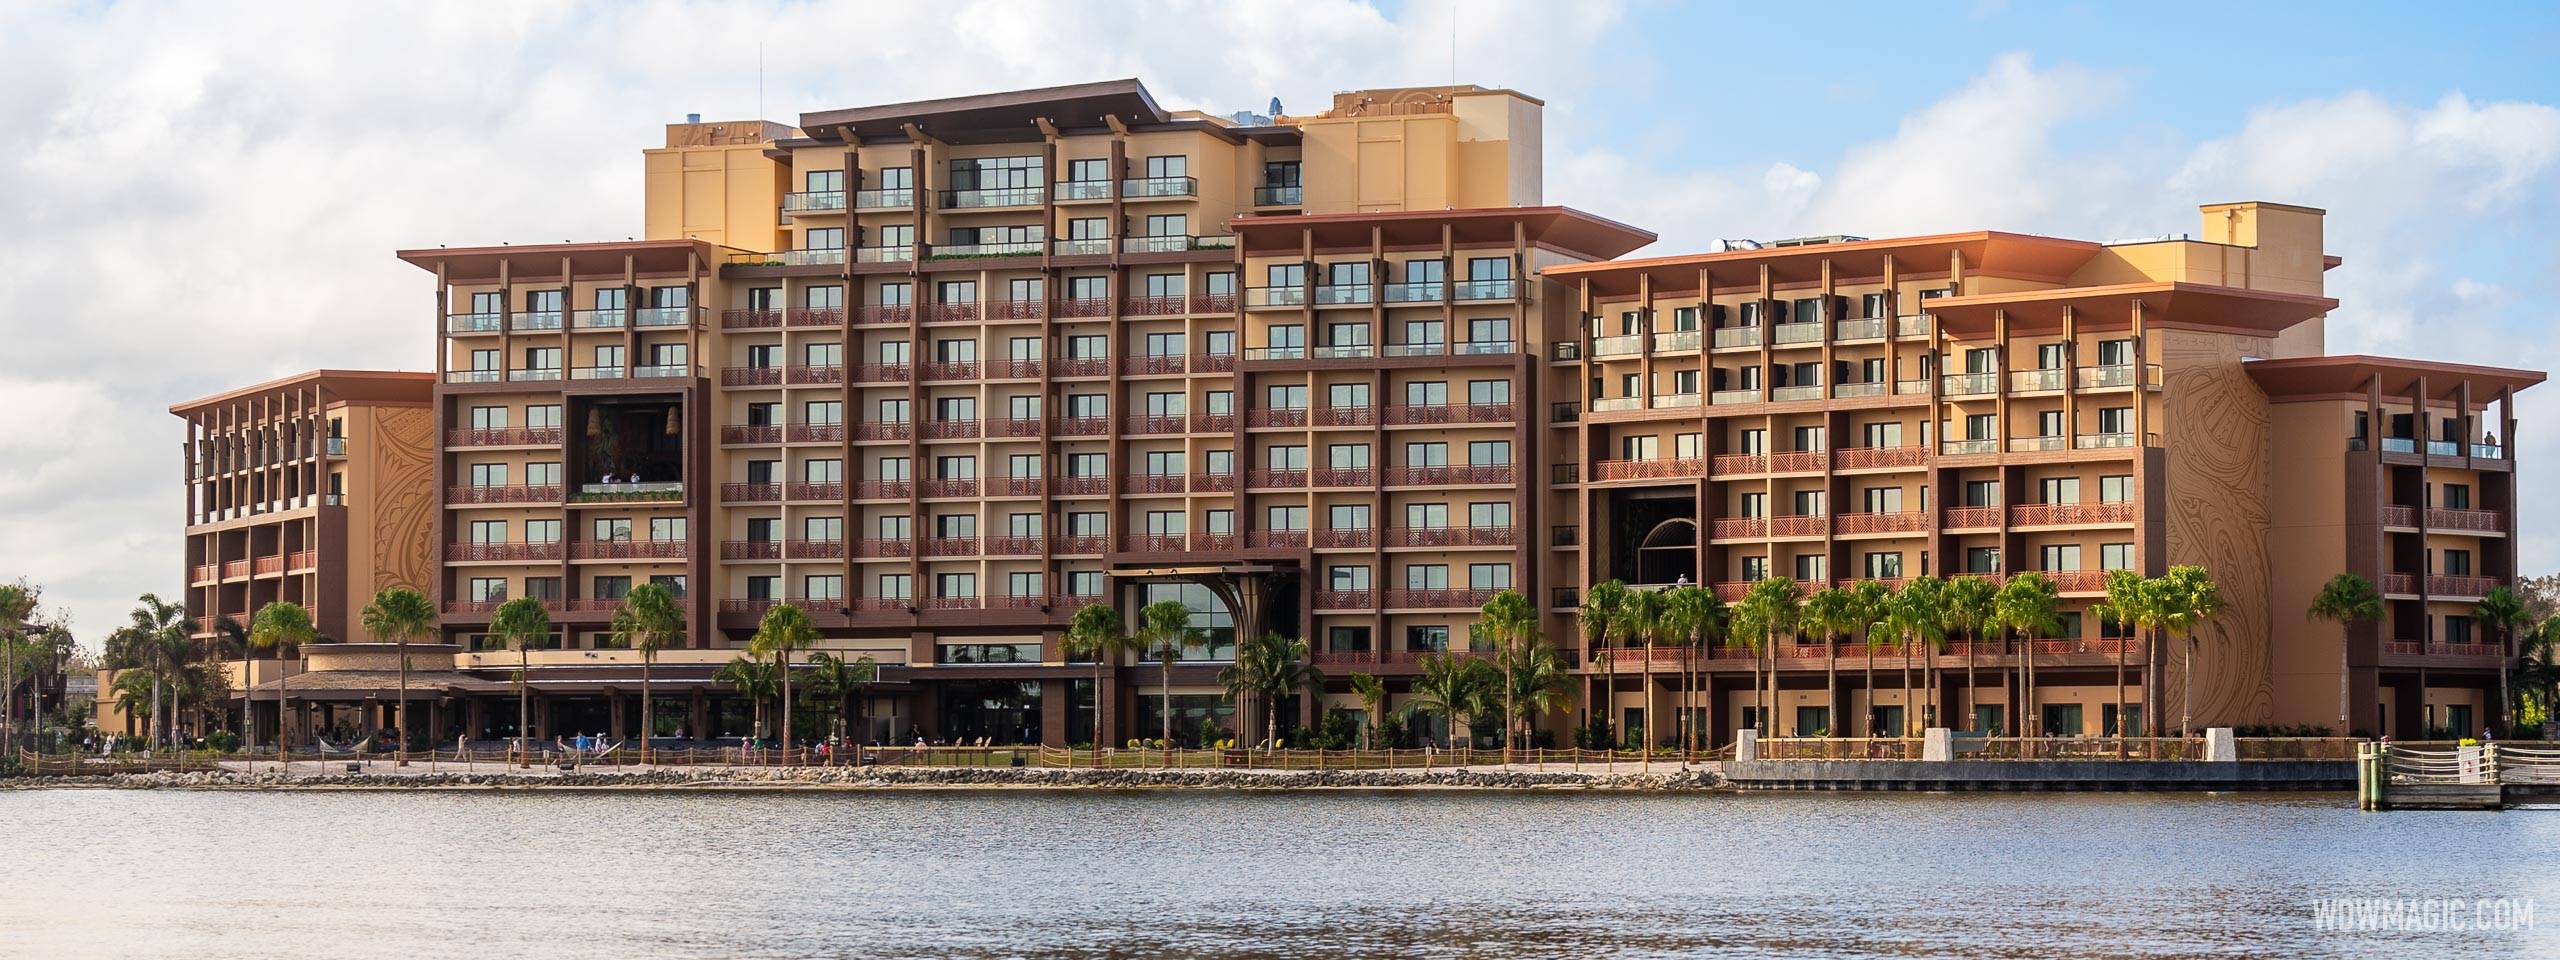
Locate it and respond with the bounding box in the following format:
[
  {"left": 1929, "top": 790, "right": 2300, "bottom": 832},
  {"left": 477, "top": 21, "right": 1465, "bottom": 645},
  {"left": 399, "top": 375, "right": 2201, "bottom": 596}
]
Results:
[{"left": 1448, "top": 0, "right": 1457, "bottom": 86}]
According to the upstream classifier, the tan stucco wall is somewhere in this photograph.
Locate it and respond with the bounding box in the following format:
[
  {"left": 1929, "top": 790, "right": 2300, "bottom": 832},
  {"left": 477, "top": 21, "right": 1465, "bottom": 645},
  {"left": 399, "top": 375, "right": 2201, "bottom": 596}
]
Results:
[
  {"left": 2265, "top": 398, "right": 2355, "bottom": 729},
  {"left": 644, "top": 141, "right": 788, "bottom": 252}
]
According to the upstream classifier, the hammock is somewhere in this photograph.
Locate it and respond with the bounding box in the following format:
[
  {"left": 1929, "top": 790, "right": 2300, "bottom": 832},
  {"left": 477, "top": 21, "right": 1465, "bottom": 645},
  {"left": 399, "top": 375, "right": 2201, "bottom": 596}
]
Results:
[{"left": 314, "top": 737, "right": 374, "bottom": 756}]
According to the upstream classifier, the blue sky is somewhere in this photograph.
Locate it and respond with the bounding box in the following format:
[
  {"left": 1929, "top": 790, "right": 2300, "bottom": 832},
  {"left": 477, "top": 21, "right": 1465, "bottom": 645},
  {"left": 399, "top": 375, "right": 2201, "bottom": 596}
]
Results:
[{"left": 2, "top": 0, "right": 2556, "bottom": 639}]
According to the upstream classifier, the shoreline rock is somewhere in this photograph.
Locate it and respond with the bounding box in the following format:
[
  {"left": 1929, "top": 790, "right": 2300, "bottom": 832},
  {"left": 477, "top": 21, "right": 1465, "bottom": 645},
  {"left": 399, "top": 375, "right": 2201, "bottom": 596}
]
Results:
[{"left": 2, "top": 766, "right": 1728, "bottom": 793}]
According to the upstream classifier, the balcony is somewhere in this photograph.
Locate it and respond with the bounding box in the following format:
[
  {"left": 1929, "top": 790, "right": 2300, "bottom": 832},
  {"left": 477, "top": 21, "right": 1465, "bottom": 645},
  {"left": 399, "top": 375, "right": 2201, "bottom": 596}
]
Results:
[
  {"left": 1710, "top": 517, "right": 1766, "bottom": 540},
  {"left": 2009, "top": 435, "right": 2067, "bottom": 453},
  {"left": 447, "top": 542, "right": 566, "bottom": 563},
  {"left": 987, "top": 537, "right": 1043, "bottom": 556},
  {"left": 2078, "top": 364, "right": 2163, "bottom": 390},
  {"left": 1122, "top": 473, "right": 1188, "bottom": 494},
  {"left": 853, "top": 538, "right": 912, "bottom": 559},
  {"left": 2073, "top": 433, "right": 2145, "bottom": 450},
  {"left": 1940, "top": 439, "right": 1998, "bottom": 456},
  {"left": 2429, "top": 575, "right": 2498, "bottom": 599},
  {"left": 996, "top": 476, "right": 1045, "bottom": 496},
  {"left": 1052, "top": 356, "right": 1110, "bottom": 377},
  {"left": 920, "top": 478, "right": 980, "bottom": 498},
  {"left": 508, "top": 367, "right": 564, "bottom": 383},
  {"left": 855, "top": 245, "right": 915, "bottom": 264},
  {"left": 1769, "top": 450, "right": 1827, "bottom": 472},
  {"left": 938, "top": 186, "right": 1043, "bottom": 209},
  {"left": 854, "top": 188, "right": 915, "bottom": 209},
  {"left": 1381, "top": 589, "right": 1498, "bottom": 610},
  {"left": 445, "top": 427, "right": 564, "bottom": 448},
  {"left": 1895, "top": 315, "right": 1932, "bottom": 337},
  {"left": 787, "top": 364, "right": 845, "bottom": 385},
  {"left": 1314, "top": 405, "right": 1375, "bottom": 427},
  {"left": 2045, "top": 570, "right": 2112, "bottom": 593},
  {"left": 720, "top": 482, "right": 780, "bottom": 503},
  {"left": 2011, "top": 368, "right": 2067, "bottom": 393},
  {"left": 575, "top": 309, "right": 632, "bottom": 330},
  {"left": 847, "top": 305, "right": 910, "bottom": 326},
  {"left": 854, "top": 480, "right": 913, "bottom": 500},
  {"left": 918, "top": 361, "right": 978, "bottom": 381},
  {"left": 722, "top": 366, "right": 783, "bottom": 387},
  {"left": 1452, "top": 279, "right": 1515, "bottom": 301},
  {"left": 785, "top": 481, "right": 844, "bottom": 501},
  {"left": 853, "top": 421, "right": 911, "bottom": 442},
  {"left": 1050, "top": 416, "right": 1108, "bottom": 437},
  {"left": 935, "top": 241, "right": 1041, "bottom": 260},
  {"left": 775, "top": 247, "right": 848, "bottom": 266},
  {"left": 1052, "top": 476, "right": 1109, "bottom": 496},
  {"left": 1244, "top": 286, "right": 1307, "bottom": 309},
  {"left": 1313, "top": 284, "right": 1373, "bottom": 306},
  {"left": 2382, "top": 572, "right": 2418, "bottom": 595},
  {"left": 510, "top": 310, "right": 563, "bottom": 332},
  {"left": 1383, "top": 526, "right": 1518, "bottom": 548},
  {"left": 1054, "top": 179, "right": 1112, "bottom": 202},
  {"left": 1049, "top": 238, "right": 1110, "bottom": 257},
  {"left": 1834, "top": 511, "right": 1930, "bottom": 535},
  {"left": 1711, "top": 327, "right": 1761, "bottom": 349},
  {"left": 1384, "top": 465, "right": 1514, "bottom": 486},
  {"left": 1123, "top": 414, "right": 1187, "bottom": 435},
  {"left": 1771, "top": 322, "right": 1823, "bottom": 345},
  {"left": 2428, "top": 508, "right": 2504, "bottom": 534},
  {"left": 1254, "top": 185, "right": 1303, "bottom": 206},
  {"left": 1591, "top": 335, "right": 1642, "bottom": 358},
  {"left": 1770, "top": 384, "right": 1823, "bottom": 402},
  {"left": 1122, "top": 234, "right": 1232, "bottom": 254},
  {"left": 1247, "top": 469, "right": 1309, "bottom": 489},
  {"left": 1709, "top": 389, "right": 1760, "bottom": 406},
  {"left": 1381, "top": 403, "right": 1517, "bottom": 426},
  {"left": 1832, "top": 381, "right": 1886, "bottom": 399},
  {"left": 1711, "top": 453, "right": 1767, "bottom": 475},
  {"left": 1593, "top": 457, "right": 1705, "bottom": 481},
  {"left": 1771, "top": 514, "right": 1827, "bottom": 537},
  {"left": 1314, "top": 590, "right": 1374, "bottom": 611},
  {"left": 1247, "top": 407, "right": 1309, "bottom": 428},
  {"left": 921, "top": 537, "right": 980, "bottom": 558},
  {"left": 570, "top": 539, "right": 689, "bottom": 560},
  {"left": 1312, "top": 467, "right": 1373, "bottom": 487},
  {"left": 1941, "top": 372, "right": 1998, "bottom": 397},
  {"left": 722, "top": 540, "right": 782, "bottom": 561},
  {"left": 1121, "top": 176, "right": 1197, "bottom": 198},
  {"left": 782, "top": 190, "right": 845, "bottom": 214},
  {"left": 2011, "top": 502, "right": 2136, "bottom": 526},
  {"left": 1248, "top": 530, "right": 1311, "bottom": 549},
  {"left": 1894, "top": 379, "right": 1931, "bottom": 396},
  {"left": 1122, "top": 354, "right": 1186, "bottom": 375},
  {"left": 447, "top": 484, "right": 564, "bottom": 505},
  {"left": 1313, "top": 528, "right": 1376, "bottom": 549},
  {"left": 1943, "top": 506, "right": 2001, "bottom": 528},
  {"left": 1834, "top": 317, "right": 1886, "bottom": 341},
  {"left": 722, "top": 308, "right": 782, "bottom": 330},
  {"left": 788, "top": 423, "right": 845, "bottom": 443},
  {"left": 1381, "top": 281, "right": 1444, "bottom": 303},
  {"left": 445, "top": 312, "right": 502, "bottom": 333}
]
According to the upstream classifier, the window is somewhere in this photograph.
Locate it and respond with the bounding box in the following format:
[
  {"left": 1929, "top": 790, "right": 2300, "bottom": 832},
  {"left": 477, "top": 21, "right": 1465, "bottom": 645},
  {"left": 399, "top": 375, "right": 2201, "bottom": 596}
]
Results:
[
  {"left": 2098, "top": 406, "right": 2132, "bottom": 436},
  {"left": 1863, "top": 552, "right": 1903, "bottom": 579},
  {"left": 865, "top": 575, "right": 901, "bottom": 601},
  {"left": 2441, "top": 483, "right": 2472, "bottom": 509},
  {"left": 1145, "top": 451, "right": 1186, "bottom": 476},
  {"left": 1737, "top": 429, "right": 1767, "bottom": 454},
  {"left": 1143, "top": 510, "right": 1185, "bottom": 535},
  {"left": 801, "top": 516, "right": 843, "bottom": 543},
  {"left": 1066, "top": 570, "right": 1104, "bottom": 598},
  {"left": 1329, "top": 504, "right": 1372, "bottom": 530},
  {"left": 525, "top": 519, "right": 560, "bottom": 544},
  {"left": 1963, "top": 480, "right": 2001, "bottom": 507},
  {"left": 591, "top": 576, "right": 632, "bottom": 601},
  {"left": 592, "top": 517, "right": 633, "bottom": 542},
  {"left": 1264, "top": 445, "right": 1307, "bottom": 470},
  {"left": 1007, "top": 572, "right": 1044, "bottom": 599},
  {"left": 1467, "top": 380, "right": 1511, "bottom": 405},
  {"left": 1404, "top": 564, "right": 1450, "bottom": 589},
  {"left": 803, "top": 400, "right": 842, "bottom": 426},
  {"left": 1265, "top": 505, "right": 1308, "bottom": 531},
  {"left": 1862, "top": 487, "right": 1903, "bottom": 513},
  {"left": 805, "top": 459, "right": 843, "bottom": 483},
  {"left": 468, "top": 520, "right": 507, "bottom": 544},
  {"left": 934, "top": 513, "right": 976, "bottom": 538},
  {"left": 468, "top": 578, "right": 508, "bottom": 603},
  {"left": 2443, "top": 549, "right": 2472, "bottom": 576},
  {"left": 1738, "top": 492, "right": 1767, "bottom": 518},
  {"left": 648, "top": 517, "right": 686, "bottom": 542},
  {"left": 1468, "top": 563, "right": 1512, "bottom": 590},
  {"left": 2101, "top": 543, "right": 2134, "bottom": 571},
  {"left": 1329, "top": 383, "right": 1372, "bottom": 410},
  {"left": 1468, "top": 502, "right": 1511, "bottom": 528},
  {"left": 468, "top": 463, "right": 508, "bottom": 487},
  {"left": 1862, "top": 422, "right": 1903, "bottom": 448},
  {"left": 803, "top": 575, "right": 844, "bottom": 601},
  {"left": 745, "top": 576, "right": 779, "bottom": 601},
  {"left": 1404, "top": 381, "right": 1448, "bottom": 406},
  {"left": 1067, "top": 158, "right": 1108, "bottom": 183},
  {"left": 1330, "top": 565, "right": 1372, "bottom": 592},
  {"left": 1327, "top": 444, "right": 1370, "bottom": 469},
  {"left": 2040, "top": 544, "right": 2082, "bottom": 572},
  {"left": 1143, "top": 155, "right": 1188, "bottom": 179},
  {"left": 1793, "top": 554, "right": 1826, "bottom": 582},
  {"left": 1792, "top": 489, "right": 1826, "bottom": 517},
  {"left": 1406, "top": 625, "right": 1450, "bottom": 653},
  {"left": 2099, "top": 475, "right": 2133, "bottom": 503},
  {"left": 1405, "top": 503, "right": 1450, "bottom": 529},
  {"left": 2040, "top": 477, "right": 2081, "bottom": 504},
  {"left": 1741, "top": 556, "right": 1770, "bottom": 581},
  {"left": 1965, "top": 547, "right": 2001, "bottom": 574},
  {"left": 1405, "top": 442, "right": 1448, "bottom": 467}
]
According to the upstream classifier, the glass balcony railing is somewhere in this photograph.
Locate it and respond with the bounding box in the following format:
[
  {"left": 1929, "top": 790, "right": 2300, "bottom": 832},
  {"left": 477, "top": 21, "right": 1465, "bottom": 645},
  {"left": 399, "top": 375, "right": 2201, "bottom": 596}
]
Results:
[
  {"left": 855, "top": 245, "right": 915, "bottom": 263},
  {"left": 2012, "top": 368, "right": 2066, "bottom": 392},
  {"left": 1051, "top": 237, "right": 1110, "bottom": 256},
  {"left": 1054, "top": 180, "right": 1112, "bottom": 201},
  {"left": 1312, "top": 284, "right": 1373, "bottom": 305},
  {"left": 1382, "top": 281, "right": 1444, "bottom": 303},
  {"left": 511, "top": 311, "right": 563, "bottom": 331},
  {"left": 782, "top": 191, "right": 846, "bottom": 214},
  {"left": 1452, "top": 278, "right": 1516, "bottom": 301},
  {"left": 1245, "top": 286, "right": 1306, "bottom": 308},
  {"left": 1941, "top": 372, "right": 1999, "bottom": 397},
  {"left": 445, "top": 313, "right": 502, "bottom": 333},
  {"left": 939, "top": 186, "right": 1044, "bottom": 208},
  {"left": 633, "top": 306, "right": 694, "bottom": 327},
  {"left": 1771, "top": 321, "right": 1824, "bottom": 345},
  {"left": 1833, "top": 317, "right": 1886, "bottom": 341},
  {"left": 853, "top": 188, "right": 915, "bottom": 209},
  {"left": 1121, "top": 176, "right": 1198, "bottom": 198},
  {"left": 1711, "top": 327, "right": 1761, "bottom": 349},
  {"left": 1591, "top": 335, "right": 1642, "bottom": 358},
  {"left": 1254, "top": 185, "right": 1303, "bottom": 205},
  {"left": 936, "top": 240, "right": 1042, "bottom": 258},
  {"left": 776, "top": 247, "right": 847, "bottom": 266},
  {"left": 1652, "top": 330, "right": 1702, "bottom": 352}
]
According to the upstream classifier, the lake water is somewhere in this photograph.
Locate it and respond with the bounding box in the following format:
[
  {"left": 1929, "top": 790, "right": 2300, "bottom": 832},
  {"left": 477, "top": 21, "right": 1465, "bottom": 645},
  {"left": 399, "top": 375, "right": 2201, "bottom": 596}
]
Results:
[{"left": 2, "top": 788, "right": 2552, "bottom": 958}]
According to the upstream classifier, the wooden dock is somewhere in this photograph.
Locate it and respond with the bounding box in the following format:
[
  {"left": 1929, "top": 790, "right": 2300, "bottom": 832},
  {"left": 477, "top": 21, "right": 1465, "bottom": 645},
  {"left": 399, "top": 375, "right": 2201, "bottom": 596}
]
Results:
[{"left": 2362, "top": 742, "right": 2560, "bottom": 811}]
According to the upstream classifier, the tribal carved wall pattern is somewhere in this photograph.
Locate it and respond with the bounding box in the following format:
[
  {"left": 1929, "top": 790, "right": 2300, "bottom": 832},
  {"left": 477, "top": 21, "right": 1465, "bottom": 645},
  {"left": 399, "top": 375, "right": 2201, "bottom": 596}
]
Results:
[
  {"left": 369, "top": 406, "right": 437, "bottom": 593},
  {"left": 2160, "top": 329, "right": 2277, "bottom": 726}
]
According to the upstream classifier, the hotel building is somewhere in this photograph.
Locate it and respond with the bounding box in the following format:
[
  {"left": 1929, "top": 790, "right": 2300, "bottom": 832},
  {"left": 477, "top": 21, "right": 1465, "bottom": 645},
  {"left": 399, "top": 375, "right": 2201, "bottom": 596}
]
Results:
[{"left": 223, "top": 78, "right": 2534, "bottom": 748}]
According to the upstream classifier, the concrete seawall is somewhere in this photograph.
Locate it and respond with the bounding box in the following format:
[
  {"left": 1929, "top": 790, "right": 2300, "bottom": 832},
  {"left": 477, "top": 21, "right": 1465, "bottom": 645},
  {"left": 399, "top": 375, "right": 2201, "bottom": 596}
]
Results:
[
  {"left": 1723, "top": 759, "right": 2354, "bottom": 791},
  {"left": 3, "top": 765, "right": 1728, "bottom": 792}
]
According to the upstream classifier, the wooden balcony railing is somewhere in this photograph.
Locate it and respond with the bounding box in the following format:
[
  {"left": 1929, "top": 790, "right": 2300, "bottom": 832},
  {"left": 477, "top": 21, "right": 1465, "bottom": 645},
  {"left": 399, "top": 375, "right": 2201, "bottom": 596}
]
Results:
[
  {"left": 1833, "top": 511, "right": 1930, "bottom": 535},
  {"left": 2009, "top": 502, "right": 2137, "bottom": 526},
  {"left": 1383, "top": 464, "right": 1513, "bottom": 486},
  {"left": 447, "top": 484, "right": 565, "bottom": 505},
  {"left": 720, "top": 482, "right": 781, "bottom": 503},
  {"left": 1593, "top": 457, "right": 1704, "bottom": 481},
  {"left": 445, "top": 427, "right": 565, "bottom": 447},
  {"left": 1943, "top": 506, "right": 2002, "bottom": 528},
  {"left": 569, "top": 539, "right": 688, "bottom": 560},
  {"left": 1381, "top": 526, "right": 1517, "bottom": 548},
  {"left": 722, "top": 424, "right": 782, "bottom": 445},
  {"left": 446, "top": 542, "right": 565, "bottom": 562}
]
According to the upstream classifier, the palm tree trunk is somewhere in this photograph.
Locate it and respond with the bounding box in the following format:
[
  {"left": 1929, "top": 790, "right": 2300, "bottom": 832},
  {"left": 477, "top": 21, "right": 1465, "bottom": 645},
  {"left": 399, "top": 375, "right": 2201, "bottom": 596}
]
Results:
[
  {"left": 1158, "top": 653, "right": 1172, "bottom": 757},
  {"left": 1863, "top": 643, "right": 1876, "bottom": 737},
  {"left": 517, "top": 646, "right": 530, "bottom": 765},
  {"left": 1092, "top": 658, "right": 1105, "bottom": 765},
  {"left": 1825, "top": 632, "right": 1838, "bottom": 738},
  {"left": 779, "top": 651, "right": 794, "bottom": 756},
  {"left": 2116, "top": 633, "right": 2129, "bottom": 757},
  {"left": 1899, "top": 639, "right": 1912, "bottom": 737},
  {"left": 641, "top": 652, "right": 654, "bottom": 765},
  {"left": 152, "top": 672, "right": 165, "bottom": 750},
  {"left": 1642, "top": 641, "right": 1656, "bottom": 771},
  {"left": 397, "top": 637, "right": 410, "bottom": 764},
  {"left": 2180, "top": 635, "right": 2195, "bottom": 738},
  {"left": 1963, "top": 635, "right": 1976, "bottom": 732}
]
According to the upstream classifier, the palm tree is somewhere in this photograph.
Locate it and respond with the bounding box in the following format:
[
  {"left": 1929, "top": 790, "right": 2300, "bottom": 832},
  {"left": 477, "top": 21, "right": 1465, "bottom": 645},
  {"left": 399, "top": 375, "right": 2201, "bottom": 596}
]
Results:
[
  {"left": 1501, "top": 643, "right": 1577, "bottom": 755},
  {"left": 1660, "top": 584, "right": 1722, "bottom": 751},
  {"left": 2473, "top": 586, "right": 2532, "bottom": 737},
  {"left": 1802, "top": 587, "right": 1860, "bottom": 737},
  {"left": 1136, "top": 599, "right": 1204, "bottom": 749},
  {"left": 248, "top": 601, "right": 315, "bottom": 762},
  {"left": 2307, "top": 573, "right": 2383, "bottom": 736},
  {"left": 801, "top": 652, "right": 879, "bottom": 748},
  {"left": 610, "top": 583, "right": 685, "bottom": 762},
  {"left": 1989, "top": 573, "right": 2062, "bottom": 738},
  {"left": 1620, "top": 586, "right": 1667, "bottom": 750},
  {"left": 2093, "top": 570, "right": 2148, "bottom": 744},
  {"left": 124, "top": 594, "right": 189, "bottom": 749},
  {"left": 1061, "top": 603, "right": 1133, "bottom": 759},
  {"left": 1873, "top": 578, "right": 1945, "bottom": 736},
  {"left": 359, "top": 586, "right": 436, "bottom": 760},
  {"left": 1577, "top": 579, "right": 1632, "bottom": 744},
  {"left": 2517, "top": 617, "right": 2560, "bottom": 738},
  {"left": 486, "top": 596, "right": 550, "bottom": 759},
  {"left": 750, "top": 603, "right": 820, "bottom": 753},
  {"left": 2160, "top": 565, "right": 2224, "bottom": 737},
  {"left": 1941, "top": 576, "right": 1997, "bottom": 732},
  {"left": 714, "top": 655, "right": 780, "bottom": 743},
  {"left": 1405, "top": 651, "right": 1495, "bottom": 749},
  {"left": 1733, "top": 577, "right": 1804, "bottom": 735},
  {"left": 1218, "top": 632, "right": 1322, "bottom": 753},
  {"left": 1349, "top": 672, "right": 1389, "bottom": 749},
  {"left": 1474, "top": 590, "right": 1541, "bottom": 761},
  {"left": 1850, "top": 580, "right": 1891, "bottom": 735}
]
